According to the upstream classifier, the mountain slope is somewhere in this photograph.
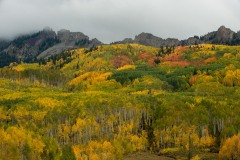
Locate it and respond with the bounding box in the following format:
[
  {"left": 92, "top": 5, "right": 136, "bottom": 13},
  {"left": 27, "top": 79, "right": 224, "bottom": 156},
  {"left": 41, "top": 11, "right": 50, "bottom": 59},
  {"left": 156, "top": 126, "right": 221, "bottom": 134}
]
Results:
[
  {"left": 0, "top": 28, "right": 102, "bottom": 67},
  {"left": 1, "top": 28, "right": 59, "bottom": 63},
  {"left": 0, "top": 43, "right": 240, "bottom": 159}
]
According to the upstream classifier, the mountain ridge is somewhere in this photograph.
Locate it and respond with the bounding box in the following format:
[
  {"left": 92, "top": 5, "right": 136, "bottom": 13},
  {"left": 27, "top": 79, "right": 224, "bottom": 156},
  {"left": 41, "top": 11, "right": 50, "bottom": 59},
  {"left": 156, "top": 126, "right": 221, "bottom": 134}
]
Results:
[
  {"left": 0, "top": 25, "right": 240, "bottom": 67},
  {"left": 113, "top": 25, "right": 240, "bottom": 47}
]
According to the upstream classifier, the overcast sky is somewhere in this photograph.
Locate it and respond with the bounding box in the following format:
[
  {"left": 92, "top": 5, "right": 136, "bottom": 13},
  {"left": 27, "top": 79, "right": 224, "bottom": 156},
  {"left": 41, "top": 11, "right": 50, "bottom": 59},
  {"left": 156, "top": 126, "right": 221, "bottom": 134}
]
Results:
[{"left": 0, "top": 0, "right": 240, "bottom": 43}]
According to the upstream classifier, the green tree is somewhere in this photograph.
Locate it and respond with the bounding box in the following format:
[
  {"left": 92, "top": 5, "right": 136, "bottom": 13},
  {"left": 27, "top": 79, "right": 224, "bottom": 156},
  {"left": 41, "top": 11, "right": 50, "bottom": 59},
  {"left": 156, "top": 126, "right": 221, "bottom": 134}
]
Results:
[{"left": 60, "top": 145, "right": 76, "bottom": 160}]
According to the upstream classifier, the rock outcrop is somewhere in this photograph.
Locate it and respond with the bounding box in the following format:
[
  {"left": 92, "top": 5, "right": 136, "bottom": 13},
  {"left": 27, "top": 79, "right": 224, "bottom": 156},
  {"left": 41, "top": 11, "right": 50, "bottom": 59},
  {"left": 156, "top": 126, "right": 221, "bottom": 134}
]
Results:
[
  {"left": 114, "top": 26, "right": 240, "bottom": 47},
  {"left": 114, "top": 33, "right": 180, "bottom": 47},
  {"left": 181, "top": 37, "right": 202, "bottom": 46},
  {"left": 200, "top": 26, "right": 235, "bottom": 44},
  {"left": 232, "top": 31, "right": 240, "bottom": 45},
  {"left": 37, "top": 30, "right": 102, "bottom": 58},
  {"left": 0, "top": 28, "right": 103, "bottom": 64},
  {"left": 2, "top": 28, "right": 58, "bottom": 62},
  {"left": 215, "top": 26, "right": 235, "bottom": 44}
]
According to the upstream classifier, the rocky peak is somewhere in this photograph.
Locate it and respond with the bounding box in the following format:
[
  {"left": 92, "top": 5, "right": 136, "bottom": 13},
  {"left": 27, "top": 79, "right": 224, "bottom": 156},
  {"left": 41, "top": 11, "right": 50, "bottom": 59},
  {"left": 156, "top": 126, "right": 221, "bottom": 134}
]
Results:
[
  {"left": 43, "top": 26, "right": 54, "bottom": 32},
  {"left": 121, "top": 38, "right": 134, "bottom": 44},
  {"left": 181, "top": 37, "right": 202, "bottom": 46},
  {"left": 134, "top": 32, "right": 164, "bottom": 47},
  {"left": 135, "top": 32, "right": 161, "bottom": 40},
  {"left": 111, "top": 38, "right": 134, "bottom": 45},
  {"left": 57, "top": 29, "right": 89, "bottom": 43},
  {"left": 114, "top": 26, "right": 240, "bottom": 47},
  {"left": 215, "top": 25, "right": 234, "bottom": 44},
  {"left": 89, "top": 38, "right": 103, "bottom": 46},
  {"left": 134, "top": 33, "right": 180, "bottom": 47},
  {"left": 37, "top": 31, "right": 103, "bottom": 58},
  {"left": 164, "top": 38, "right": 180, "bottom": 46}
]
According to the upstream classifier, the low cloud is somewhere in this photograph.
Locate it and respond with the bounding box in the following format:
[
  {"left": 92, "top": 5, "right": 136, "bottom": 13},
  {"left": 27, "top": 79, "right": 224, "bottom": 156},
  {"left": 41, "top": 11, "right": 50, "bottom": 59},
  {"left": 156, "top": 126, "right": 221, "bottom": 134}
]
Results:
[{"left": 0, "top": 0, "right": 240, "bottom": 43}]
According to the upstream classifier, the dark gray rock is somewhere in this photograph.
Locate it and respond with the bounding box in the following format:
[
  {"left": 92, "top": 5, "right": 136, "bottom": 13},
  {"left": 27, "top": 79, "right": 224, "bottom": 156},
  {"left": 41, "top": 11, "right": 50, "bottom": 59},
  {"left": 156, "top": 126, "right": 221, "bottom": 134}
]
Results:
[
  {"left": 0, "top": 28, "right": 103, "bottom": 63},
  {"left": 181, "top": 37, "right": 202, "bottom": 46},
  {"left": 164, "top": 38, "right": 180, "bottom": 46},
  {"left": 2, "top": 28, "right": 58, "bottom": 62},
  {"left": 133, "top": 33, "right": 180, "bottom": 47},
  {"left": 200, "top": 31, "right": 217, "bottom": 43},
  {"left": 215, "top": 25, "right": 234, "bottom": 44},
  {"left": 200, "top": 26, "right": 235, "bottom": 44},
  {"left": 37, "top": 30, "right": 103, "bottom": 58},
  {"left": 57, "top": 29, "right": 88, "bottom": 43},
  {"left": 111, "top": 38, "right": 134, "bottom": 44},
  {"left": 114, "top": 26, "right": 240, "bottom": 47},
  {"left": 232, "top": 31, "right": 240, "bottom": 45},
  {"left": 134, "top": 32, "right": 164, "bottom": 47}
]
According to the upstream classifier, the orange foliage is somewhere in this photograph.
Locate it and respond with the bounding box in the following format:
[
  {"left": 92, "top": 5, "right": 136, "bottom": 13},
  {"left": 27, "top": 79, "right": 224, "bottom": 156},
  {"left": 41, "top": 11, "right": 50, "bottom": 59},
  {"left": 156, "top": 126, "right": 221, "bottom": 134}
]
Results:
[
  {"left": 204, "top": 57, "right": 217, "bottom": 64},
  {"left": 111, "top": 55, "right": 133, "bottom": 68},
  {"left": 189, "top": 75, "right": 199, "bottom": 86},
  {"left": 161, "top": 53, "right": 190, "bottom": 67},
  {"left": 175, "top": 46, "right": 187, "bottom": 54},
  {"left": 138, "top": 52, "right": 156, "bottom": 65},
  {"left": 162, "top": 53, "right": 182, "bottom": 62},
  {"left": 191, "top": 60, "right": 205, "bottom": 66},
  {"left": 165, "top": 61, "right": 190, "bottom": 67}
]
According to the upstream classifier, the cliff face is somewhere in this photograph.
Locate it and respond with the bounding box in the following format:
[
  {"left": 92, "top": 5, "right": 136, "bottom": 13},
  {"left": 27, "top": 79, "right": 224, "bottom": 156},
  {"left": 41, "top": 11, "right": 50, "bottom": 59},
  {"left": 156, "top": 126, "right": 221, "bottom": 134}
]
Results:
[
  {"left": 215, "top": 26, "right": 235, "bottom": 44},
  {"left": 0, "top": 28, "right": 103, "bottom": 65},
  {"left": 57, "top": 29, "right": 88, "bottom": 43},
  {"left": 200, "top": 26, "right": 235, "bottom": 44},
  {"left": 38, "top": 29, "right": 102, "bottom": 58}
]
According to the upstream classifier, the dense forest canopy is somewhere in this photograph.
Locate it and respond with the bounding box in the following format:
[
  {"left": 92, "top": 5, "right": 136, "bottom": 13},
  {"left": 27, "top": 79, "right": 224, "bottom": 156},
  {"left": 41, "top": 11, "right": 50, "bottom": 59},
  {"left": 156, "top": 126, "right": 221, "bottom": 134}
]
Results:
[{"left": 1, "top": 44, "right": 240, "bottom": 159}]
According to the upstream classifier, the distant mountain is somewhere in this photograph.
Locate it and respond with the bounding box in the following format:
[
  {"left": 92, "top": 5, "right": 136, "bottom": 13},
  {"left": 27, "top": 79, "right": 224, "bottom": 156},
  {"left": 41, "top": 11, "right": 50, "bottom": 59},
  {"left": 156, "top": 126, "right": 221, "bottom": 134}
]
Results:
[
  {"left": 0, "top": 25, "right": 240, "bottom": 68},
  {"left": 0, "top": 27, "right": 102, "bottom": 67},
  {"left": 114, "top": 25, "right": 240, "bottom": 47},
  {"left": 5, "top": 28, "right": 59, "bottom": 62},
  {"left": 37, "top": 29, "right": 102, "bottom": 58},
  {"left": 199, "top": 26, "right": 235, "bottom": 44},
  {"left": 113, "top": 33, "right": 180, "bottom": 47},
  {"left": 0, "top": 39, "right": 10, "bottom": 51}
]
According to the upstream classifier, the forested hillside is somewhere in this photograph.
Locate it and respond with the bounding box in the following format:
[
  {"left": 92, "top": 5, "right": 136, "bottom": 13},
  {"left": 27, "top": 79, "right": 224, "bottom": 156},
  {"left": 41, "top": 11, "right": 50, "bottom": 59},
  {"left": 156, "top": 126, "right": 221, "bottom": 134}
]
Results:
[{"left": 1, "top": 44, "right": 240, "bottom": 159}]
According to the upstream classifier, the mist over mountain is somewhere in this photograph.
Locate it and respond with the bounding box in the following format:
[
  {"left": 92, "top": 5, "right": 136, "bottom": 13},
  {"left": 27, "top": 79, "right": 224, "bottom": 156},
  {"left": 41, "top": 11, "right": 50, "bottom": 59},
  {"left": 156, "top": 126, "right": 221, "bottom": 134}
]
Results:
[
  {"left": 0, "top": 25, "right": 240, "bottom": 67},
  {"left": 0, "top": 27, "right": 102, "bottom": 67}
]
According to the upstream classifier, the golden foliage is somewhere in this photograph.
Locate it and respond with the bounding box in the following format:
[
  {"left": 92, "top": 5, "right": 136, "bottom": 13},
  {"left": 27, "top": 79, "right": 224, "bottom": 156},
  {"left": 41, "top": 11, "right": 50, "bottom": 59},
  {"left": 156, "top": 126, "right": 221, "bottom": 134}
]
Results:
[
  {"left": 117, "top": 65, "right": 136, "bottom": 71},
  {"left": 34, "top": 97, "right": 65, "bottom": 109},
  {"left": 68, "top": 72, "right": 112, "bottom": 90},
  {"left": 12, "top": 63, "right": 39, "bottom": 72},
  {"left": 219, "top": 133, "right": 240, "bottom": 160}
]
